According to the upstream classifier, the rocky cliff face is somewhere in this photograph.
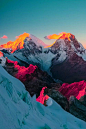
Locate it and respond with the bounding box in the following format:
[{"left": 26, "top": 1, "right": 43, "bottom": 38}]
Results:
[
  {"left": 4, "top": 58, "right": 59, "bottom": 97},
  {"left": 69, "top": 96, "right": 86, "bottom": 122},
  {"left": 58, "top": 80, "right": 86, "bottom": 121},
  {"left": 43, "top": 87, "right": 86, "bottom": 122},
  {"left": 51, "top": 53, "right": 86, "bottom": 83},
  {"left": 59, "top": 80, "right": 86, "bottom": 100}
]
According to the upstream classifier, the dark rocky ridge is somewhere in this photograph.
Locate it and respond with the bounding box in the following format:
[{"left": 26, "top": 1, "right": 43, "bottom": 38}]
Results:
[
  {"left": 51, "top": 53, "right": 86, "bottom": 83},
  {"left": 69, "top": 96, "right": 86, "bottom": 122},
  {"left": 44, "top": 88, "right": 86, "bottom": 122},
  {"left": 4, "top": 58, "right": 60, "bottom": 97}
]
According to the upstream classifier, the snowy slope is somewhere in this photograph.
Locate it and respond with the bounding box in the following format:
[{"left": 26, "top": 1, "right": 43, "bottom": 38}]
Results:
[
  {"left": 13, "top": 37, "right": 56, "bottom": 72},
  {"left": 29, "top": 34, "right": 46, "bottom": 47},
  {"left": 0, "top": 66, "right": 86, "bottom": 129}
]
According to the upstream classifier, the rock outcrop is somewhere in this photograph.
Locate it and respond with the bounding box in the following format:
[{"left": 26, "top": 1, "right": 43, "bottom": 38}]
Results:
[
  {"left": 4, "top": 58, "right": 59, "bottom": 97},
  {"left": 58, "top": 80, "right": 86, "bottom": 100}
]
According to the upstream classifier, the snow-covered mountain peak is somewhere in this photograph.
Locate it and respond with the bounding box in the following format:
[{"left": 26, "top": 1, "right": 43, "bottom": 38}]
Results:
[
  {"left": 44, "top": 32, "right": 75, "bottom": 41},
  {"left": 24, "top": 36, "right": 46, "bottom": 51},
  {"left": 1, "top": 32, "right": 86, "bottom": 83},
  {"left": 29, "top": 34, "right": 46, "bottom": 47},
  {"left": 0, "top": 33, "right": 30, "bottom": 53},
  {"left": 44, "top": 32, "right": 85, "bottom": 57},
  {"left": 0, "top": 33, "right": 46, "bottom": 53}
]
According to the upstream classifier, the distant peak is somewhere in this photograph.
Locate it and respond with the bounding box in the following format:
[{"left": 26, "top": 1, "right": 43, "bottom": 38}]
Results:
[
  {"left": 0, "top": 32, "right": 46, "bottom": 53},
  {"left": 44, "top": 32, "right": 75, "bottom": 41},
  {"left": 44, "top": 32, "right": 75, "bottom": 48},
  {"left": 0, "top": 33, "right": 30, "bottom": 53}
]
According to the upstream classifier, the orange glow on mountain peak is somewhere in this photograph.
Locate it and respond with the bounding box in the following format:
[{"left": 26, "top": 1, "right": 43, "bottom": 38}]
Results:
[
  {"left": 0, "top": 33, "right": 30, "bottom": 53},
  {"left": 44, "top": 32, "right": 75, "bottom": 48}
]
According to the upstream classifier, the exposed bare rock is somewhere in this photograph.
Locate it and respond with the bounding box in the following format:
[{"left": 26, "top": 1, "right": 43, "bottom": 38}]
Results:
[
  {"left": 69, "top": 96, "right": 86, "bottom": 122},
  {"left": 58, "top": 80, "right": 86, "bottom": 100},
  {"left": 51, "top": 53, "right": 86, "bottom": 83},
  {"left": 79, "top": 95, "right": 86, "bottom": 107},
  {"left": 4, "top": 58, "right": 59, "bottom": 97},
  {"left": 44, "top": 88, "right": 69, "bottom": 111}
]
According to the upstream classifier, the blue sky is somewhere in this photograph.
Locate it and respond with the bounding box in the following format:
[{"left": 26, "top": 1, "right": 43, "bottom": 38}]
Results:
[{"left": 0, "top": 0, "right": 86, "bottom": 47}]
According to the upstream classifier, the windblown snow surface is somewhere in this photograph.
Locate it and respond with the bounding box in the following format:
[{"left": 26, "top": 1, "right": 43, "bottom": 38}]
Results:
[{"left": 0, "top": 66, "right": 86, "bottom": 129}]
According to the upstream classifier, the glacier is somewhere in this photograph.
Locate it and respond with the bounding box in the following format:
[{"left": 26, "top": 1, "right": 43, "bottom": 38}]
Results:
[{"left": 0, "top": 66, "right": 86, "bottom": 129}]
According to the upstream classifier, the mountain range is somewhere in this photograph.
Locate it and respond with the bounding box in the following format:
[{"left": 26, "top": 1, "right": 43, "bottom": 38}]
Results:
[{"left": 0, "top": 32, "right": 86, "bottom": 128}]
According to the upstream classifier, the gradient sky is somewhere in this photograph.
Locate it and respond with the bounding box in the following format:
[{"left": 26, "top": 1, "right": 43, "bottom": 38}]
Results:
[{"left": 0, "top": 0, "right": 86, "bottom": 47}]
